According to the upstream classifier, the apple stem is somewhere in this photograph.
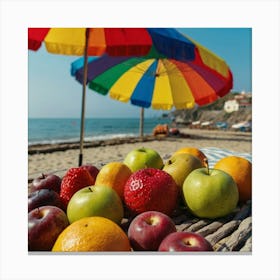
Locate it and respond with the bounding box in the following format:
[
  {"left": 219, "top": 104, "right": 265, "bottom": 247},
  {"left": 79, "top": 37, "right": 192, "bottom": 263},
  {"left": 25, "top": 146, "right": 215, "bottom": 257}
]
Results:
[
  {"left": 204, "top": 158, "right": 209, "bottom": 175},
  {"left": 88, "top": 187, "right": 92, "bottom": 192}
]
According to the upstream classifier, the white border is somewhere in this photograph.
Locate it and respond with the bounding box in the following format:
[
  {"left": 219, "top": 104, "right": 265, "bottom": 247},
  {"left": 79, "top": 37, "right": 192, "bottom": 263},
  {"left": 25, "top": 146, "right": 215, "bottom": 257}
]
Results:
[{"left": 1, "top": 1, "right": 280, "bottom": 279}]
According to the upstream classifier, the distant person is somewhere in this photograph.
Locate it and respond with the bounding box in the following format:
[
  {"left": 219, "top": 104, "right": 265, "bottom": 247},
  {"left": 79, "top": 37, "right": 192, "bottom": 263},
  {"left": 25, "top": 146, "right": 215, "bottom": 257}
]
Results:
[{"left": 153, "top": 124, "right": 169, "bottom": 136}]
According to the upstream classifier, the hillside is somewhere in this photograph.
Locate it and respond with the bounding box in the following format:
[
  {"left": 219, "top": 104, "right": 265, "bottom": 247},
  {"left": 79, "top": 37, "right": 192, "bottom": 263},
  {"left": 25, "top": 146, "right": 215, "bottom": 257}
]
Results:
[{"left": 170, "top": 92, "right": 252, "bottom": 129}]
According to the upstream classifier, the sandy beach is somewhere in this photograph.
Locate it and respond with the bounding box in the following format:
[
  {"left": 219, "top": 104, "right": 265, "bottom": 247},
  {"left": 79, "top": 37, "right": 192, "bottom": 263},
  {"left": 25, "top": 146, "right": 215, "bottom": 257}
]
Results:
[{"left": 28, "top": 128, "right": 252, "bottom": 182}]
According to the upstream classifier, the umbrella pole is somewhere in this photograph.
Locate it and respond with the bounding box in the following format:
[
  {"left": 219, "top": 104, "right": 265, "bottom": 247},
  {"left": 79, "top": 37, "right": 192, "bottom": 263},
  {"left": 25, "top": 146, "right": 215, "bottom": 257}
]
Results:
[
  {"left": 139, "top": 107, "right": 144, "bottom": 137},
  {"left": 79, "top": 28, "right": 90, "bottom": 166}
]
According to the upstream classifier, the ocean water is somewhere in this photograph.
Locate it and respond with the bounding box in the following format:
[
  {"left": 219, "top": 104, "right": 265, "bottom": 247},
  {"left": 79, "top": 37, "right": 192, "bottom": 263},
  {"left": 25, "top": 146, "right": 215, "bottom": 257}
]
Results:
[{"left": 28, "top": 118, "right": 171, "bottom": 146}]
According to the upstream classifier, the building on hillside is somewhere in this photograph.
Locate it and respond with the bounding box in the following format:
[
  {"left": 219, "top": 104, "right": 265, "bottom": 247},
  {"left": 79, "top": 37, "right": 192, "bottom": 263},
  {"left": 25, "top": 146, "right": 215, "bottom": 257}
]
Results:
[
  {"left": 224, "top": 99, "right": 239, "bottom": 113},
  {"left": 224, "top": 92, "right": 252, "bottom": 113}
]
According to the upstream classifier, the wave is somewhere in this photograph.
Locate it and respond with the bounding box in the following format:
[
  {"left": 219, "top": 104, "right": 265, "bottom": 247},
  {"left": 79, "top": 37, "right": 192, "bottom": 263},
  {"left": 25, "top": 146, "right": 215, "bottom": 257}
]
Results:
[{"left": 28, "top": 132, "right": 139, "bottom": 146}]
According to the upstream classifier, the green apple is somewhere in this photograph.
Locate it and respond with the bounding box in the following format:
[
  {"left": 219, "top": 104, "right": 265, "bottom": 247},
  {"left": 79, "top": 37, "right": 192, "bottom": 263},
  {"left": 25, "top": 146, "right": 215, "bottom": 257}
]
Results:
[
  {"left": 66, "top": 185, "right": 124, "bottom": 224},
  {"left": 182, "top": 167, "right": 239, "bottom": 219},
  {"left": 123, "top": 147, "right": 164, "bottom": 172},
  {"left": 163, "top": 153, "right": 203, "bottom": 189}
]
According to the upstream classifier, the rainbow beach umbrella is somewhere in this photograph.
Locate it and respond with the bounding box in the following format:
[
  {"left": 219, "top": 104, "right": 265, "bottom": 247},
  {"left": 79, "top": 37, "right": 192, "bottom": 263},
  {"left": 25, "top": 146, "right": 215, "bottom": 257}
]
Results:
[
  {"left": 29, "top": 28, "right": 196, "bottom": 165},
  {"left": 71, "top": 35, "right": 233, "bottom": 135}
]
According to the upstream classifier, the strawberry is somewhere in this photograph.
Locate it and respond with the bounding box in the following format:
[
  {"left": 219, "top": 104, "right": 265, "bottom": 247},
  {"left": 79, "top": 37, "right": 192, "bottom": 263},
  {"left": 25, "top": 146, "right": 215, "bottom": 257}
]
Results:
[
  {"left": 124, "top": 168, "right": 179, "bottom": 216},
  {"left": 60, "top": 167, "right": 95, "bottom": 207}
]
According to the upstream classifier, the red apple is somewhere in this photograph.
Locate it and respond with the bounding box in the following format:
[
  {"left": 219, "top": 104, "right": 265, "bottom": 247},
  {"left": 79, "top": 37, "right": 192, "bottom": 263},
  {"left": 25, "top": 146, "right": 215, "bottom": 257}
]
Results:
[
  {"left": 28, "top": 189, "right": 65, "bottom": 212},
  {"left": 28, "top": 206, "right": 69, "bottom": 251},
  {"left": 30, "top": 173, "right": 62, "bottom": 194},
  {"left": 158, "top": 231, "right": 213, "bottom": 252},
  {"left": 124, "top": 168, "right": 179, "bottom": 216},
  {"left": 80, "top": 164, "right": 99, "bottom": 183},
  {"left": 128, "top": 211, "right": 177, "bottom": 251}
]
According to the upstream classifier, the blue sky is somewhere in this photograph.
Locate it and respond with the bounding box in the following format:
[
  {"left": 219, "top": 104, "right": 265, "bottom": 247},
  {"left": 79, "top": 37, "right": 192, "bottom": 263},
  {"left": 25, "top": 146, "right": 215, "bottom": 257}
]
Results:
[{"left": 28, "top": 28, "right": 252, "bottom": 119}]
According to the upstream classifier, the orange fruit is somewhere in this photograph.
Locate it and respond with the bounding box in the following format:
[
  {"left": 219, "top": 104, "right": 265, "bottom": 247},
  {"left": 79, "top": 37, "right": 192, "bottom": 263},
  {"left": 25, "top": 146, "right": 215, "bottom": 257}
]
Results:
[
  {"left": 52, "top": 216, "right": 131, "bottom": 252},
  {"left": 95, "top": 162, "right": 132, "bottom": 200},
  {"left": 214, "top": 156, "right": 252, "bottom": 203},
  {"left": 173, "top": 147, "right": 207, "bottom": 166}
]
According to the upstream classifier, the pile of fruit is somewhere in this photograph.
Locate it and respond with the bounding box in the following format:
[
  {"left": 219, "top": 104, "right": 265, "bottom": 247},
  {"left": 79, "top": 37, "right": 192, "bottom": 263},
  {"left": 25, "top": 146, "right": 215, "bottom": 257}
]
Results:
[{"left": 28, "top": 146, "right": 252, "bottom": 252}]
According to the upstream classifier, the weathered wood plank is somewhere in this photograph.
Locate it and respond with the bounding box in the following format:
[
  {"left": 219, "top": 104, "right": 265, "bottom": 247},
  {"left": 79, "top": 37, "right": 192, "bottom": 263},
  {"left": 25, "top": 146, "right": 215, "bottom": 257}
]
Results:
[
  {"left": 196, "top": 213, "right": 235, "bottom": 237},
  {"left": 197, "top": 220, "right": 228, "bottom": 237},
  {"left": 175, "top": 218, "right": 199, "bottom": 232},
  {"left": 205, "top": 220, "right": 241, "bottom": 246},
  {"left": 185, "top": 219, "right": 212, "bottom": 232},
  {"left": 239, "top": 236, "right": 252, "bottom": 252},
  {"left": 213, "top": 236, "right": 231, "bottom": 251},
  {"left": 216, "top": 216, "right": 252, "bottom": 251}
]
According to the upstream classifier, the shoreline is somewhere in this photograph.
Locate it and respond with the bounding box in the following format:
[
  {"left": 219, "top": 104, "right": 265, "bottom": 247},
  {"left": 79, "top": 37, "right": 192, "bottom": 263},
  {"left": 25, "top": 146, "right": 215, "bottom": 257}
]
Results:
[
  {"left": 28, "top": 128, "right": 252, "bottom": 154},
  {"left": 28, "top": 128, "right": 252, "bottom": 183}
]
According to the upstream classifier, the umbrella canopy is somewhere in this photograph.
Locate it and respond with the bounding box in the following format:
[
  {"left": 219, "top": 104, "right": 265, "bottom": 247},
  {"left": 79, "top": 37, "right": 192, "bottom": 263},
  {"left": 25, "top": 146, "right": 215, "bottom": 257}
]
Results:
[
  {"left": 28, "top": 28, "right": 196, "bottom": 59},
  {"left": 71, "top": 36, "right": 233, "bottom": 135},
  {"left": 29, "top": 28, "right": 196, "bottom": 165},
  {"left": 72, "top": 52, "right": 233, "bottom": 109}
]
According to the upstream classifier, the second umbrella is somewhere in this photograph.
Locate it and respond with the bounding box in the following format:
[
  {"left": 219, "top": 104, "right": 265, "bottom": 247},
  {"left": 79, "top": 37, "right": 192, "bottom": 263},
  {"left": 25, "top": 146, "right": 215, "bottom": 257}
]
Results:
[{"left": 71, "top": 38, "right": 233, "bottom": 135}]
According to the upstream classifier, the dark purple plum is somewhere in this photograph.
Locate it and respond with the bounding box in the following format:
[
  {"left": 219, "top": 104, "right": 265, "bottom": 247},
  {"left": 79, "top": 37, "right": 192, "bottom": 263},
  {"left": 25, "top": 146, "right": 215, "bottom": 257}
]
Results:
[{"left": 28, "top": 189, "right": 65, "bottom": 212}]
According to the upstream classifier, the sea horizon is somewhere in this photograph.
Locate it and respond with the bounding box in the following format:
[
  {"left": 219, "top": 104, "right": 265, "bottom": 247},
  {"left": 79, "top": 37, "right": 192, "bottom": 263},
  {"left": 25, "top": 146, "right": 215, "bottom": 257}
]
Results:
[
  {"left": 28, "top": 116, "right": 161, "bottom": 119},
  {"left": 28, "top": 117, "right": 171, "bottom": 146}
]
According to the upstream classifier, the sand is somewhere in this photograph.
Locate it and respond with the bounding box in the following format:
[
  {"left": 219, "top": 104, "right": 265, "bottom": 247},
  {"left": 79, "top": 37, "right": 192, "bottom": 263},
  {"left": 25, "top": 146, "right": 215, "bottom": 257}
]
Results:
[{"left": 28, "top": 128, "right": 251, "bottom": 182}]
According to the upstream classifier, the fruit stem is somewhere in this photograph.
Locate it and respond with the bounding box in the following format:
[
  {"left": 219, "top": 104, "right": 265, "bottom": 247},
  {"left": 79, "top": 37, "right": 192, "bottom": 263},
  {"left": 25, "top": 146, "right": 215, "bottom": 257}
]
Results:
[
  {"left": 88, "top": 187, "right": 93, "bottom": 192},
  {"left": 204, "top": 158, "right": 209, "bottom": 175}
]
